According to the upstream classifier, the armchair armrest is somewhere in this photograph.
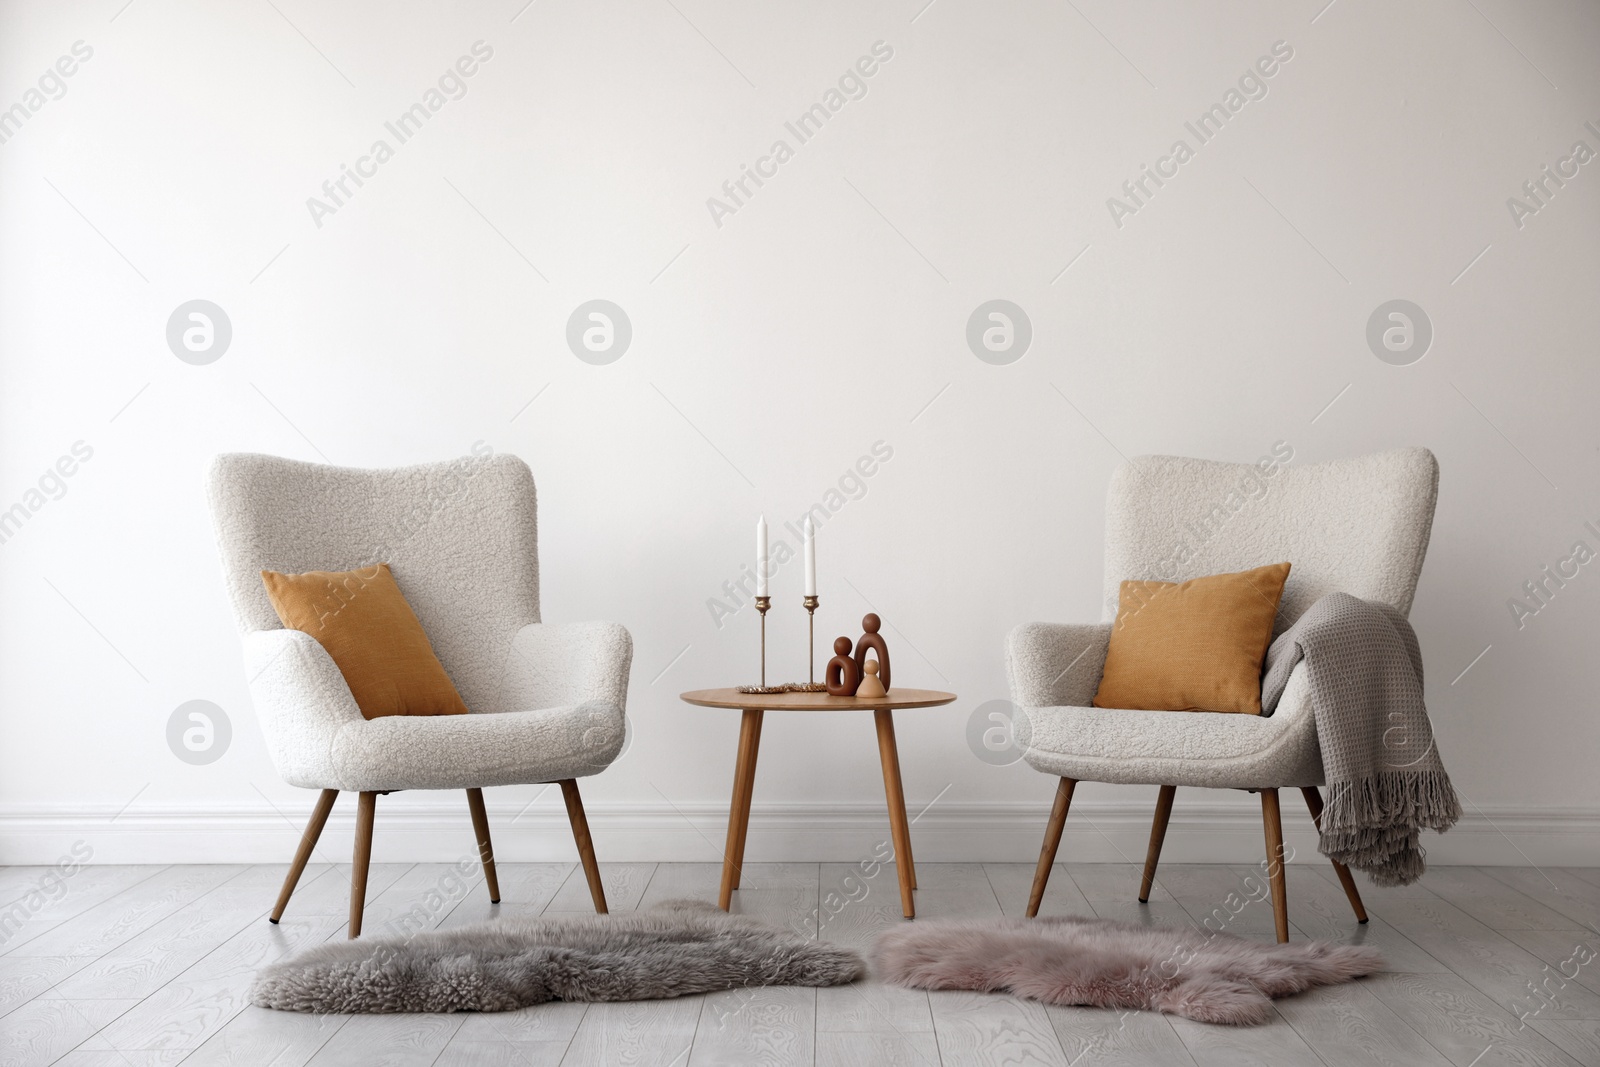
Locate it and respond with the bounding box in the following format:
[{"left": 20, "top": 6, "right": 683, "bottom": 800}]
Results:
[
  {"left": 493, "top": 621, "right": 633, "bottom": 714},
  {"left": 242, "top": 629, "right": 364, "bottom": 788},
  {"left": 1005, "top": 622, "right": 1112, "bottom": 709}
]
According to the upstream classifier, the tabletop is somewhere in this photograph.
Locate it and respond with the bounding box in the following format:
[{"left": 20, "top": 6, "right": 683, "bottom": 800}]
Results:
[{"left": 679, "top": 687, "right": 957, "bottom": 711}]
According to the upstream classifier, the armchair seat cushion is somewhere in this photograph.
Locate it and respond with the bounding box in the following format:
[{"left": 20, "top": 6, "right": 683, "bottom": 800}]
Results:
[
  {"left": 1022, "top": 664, "right": 1324, "bottom": 789},
  {"left": 242, "top": 623, "right": 631, "bottom": 793},
  {"left": 328, "top": 702, "right": 625, "bottom": 793}
]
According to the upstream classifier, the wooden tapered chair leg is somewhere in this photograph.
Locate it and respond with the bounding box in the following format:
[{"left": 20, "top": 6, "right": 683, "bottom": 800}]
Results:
[
  {"left": 348, "top": 791, "right": 378, "bottom": 939},
  {"left": 1260, "top": 788, "right": 1290, "bottom": 944},
  {"left": 1138, "top": 785, "right": 1177, "bottom": 904},
  {"left": 1300, "top": 786, "right": 1368, "bottom": 923},
  {"left": 559, "top": 779, "right": 607, "bottom": 914},
  {"left": 271, "top": 788, "right": 338, "bottom": 923},
  {"left": 1026, "top": 777, "right": 1077, "bottom": 918},
  {"left": 465, "top": 788, "right": 501, "bottom": 904}
]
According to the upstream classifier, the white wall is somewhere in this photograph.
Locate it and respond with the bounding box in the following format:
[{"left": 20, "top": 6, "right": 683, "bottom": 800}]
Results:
[{"left": 2, "top": 0, "right": 1596, "bottom": 868}]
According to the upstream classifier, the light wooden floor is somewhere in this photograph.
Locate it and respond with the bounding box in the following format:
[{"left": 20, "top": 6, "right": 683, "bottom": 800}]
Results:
[{"left": 1, "top": 860, "right": 1597, "bottom": 1066}]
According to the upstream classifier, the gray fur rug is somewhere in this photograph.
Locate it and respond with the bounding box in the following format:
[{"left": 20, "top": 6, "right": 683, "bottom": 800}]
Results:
[{"left": 252, "top": 900, "right": 864, "bottom": 1013}]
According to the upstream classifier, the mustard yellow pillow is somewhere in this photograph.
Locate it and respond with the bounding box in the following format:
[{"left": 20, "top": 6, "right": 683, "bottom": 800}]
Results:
[
  {"left": 261, "top": 563, "right": 469, "bottom": 719},
  {"left": 1092, "top": 562, "right": 1291, "bottom": 715}
]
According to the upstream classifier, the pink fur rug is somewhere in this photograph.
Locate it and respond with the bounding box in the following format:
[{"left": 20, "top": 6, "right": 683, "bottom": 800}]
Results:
[{"left": 872, "top": 917, "right": 1383, "bottom": 1025}]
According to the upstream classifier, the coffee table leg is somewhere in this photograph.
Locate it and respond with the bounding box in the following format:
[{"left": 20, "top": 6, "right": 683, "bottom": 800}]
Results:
[
  {"left": 730, "top": 709, "right": 764, "bottom": 891},
  {"left": 718, "top": 708, "right": 763, "bottom": 910},
  {"left": 874, "top": 708, "right": 916, "bottom": 919}
]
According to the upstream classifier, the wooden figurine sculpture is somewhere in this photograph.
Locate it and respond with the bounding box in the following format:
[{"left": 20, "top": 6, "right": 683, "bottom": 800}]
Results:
[
  {"left": 856, "top": 658, "right": 887, "bottom": 699},
  {"left": 853, "top": 613, "right": 891, "bottom": 693},
  {"left": 825, "top": 637, "right": 861, "bottom": 696}
]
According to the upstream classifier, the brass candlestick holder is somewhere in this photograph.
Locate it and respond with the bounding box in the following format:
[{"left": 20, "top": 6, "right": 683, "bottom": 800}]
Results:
[
  {"left": 756, "top": 595, "right": 771, "bottom": 686},
  {"left": 732, "top": 596, "right": 786, "bottom": 694},
  {"left": 792, "top": 594, "right": 826, "bottom": 692},
  {"left": 736, "top": 593, "right": 826, "bottom": 695},
  {"left": 803, "top": 595, "right": 819, "bottom": 680}
]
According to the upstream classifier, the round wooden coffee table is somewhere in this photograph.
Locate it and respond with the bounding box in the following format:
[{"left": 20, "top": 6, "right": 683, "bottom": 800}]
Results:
[{"left": 680, "top": 687, "right": 956, "bottom": 918}]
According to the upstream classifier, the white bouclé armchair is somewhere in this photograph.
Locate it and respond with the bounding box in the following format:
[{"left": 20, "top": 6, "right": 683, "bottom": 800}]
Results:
[
  {"left": 207, "top": 451, "right": 632, "bottom": 936},
  {"left": 1007, "top": 447, "right": 1439, "bottom": 941}
]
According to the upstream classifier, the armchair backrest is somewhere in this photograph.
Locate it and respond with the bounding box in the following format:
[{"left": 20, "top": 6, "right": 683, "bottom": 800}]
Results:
[
  {"left": 1102, "top": 447, "right": 1438, "bottom": 633},
  {"left": 206, "top": 450, "right": 540, "bottom": 711}
]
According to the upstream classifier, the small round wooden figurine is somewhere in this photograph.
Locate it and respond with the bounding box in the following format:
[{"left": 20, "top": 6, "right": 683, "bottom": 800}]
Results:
[
  {"left": 825, "top": 637, "right": 861, "bottom": 697},
  {"left": 855, "top": 658, "right": 887, "bottom": 699},
  {"left": 852, "top": 613, "right": 891, "bottom": 693}
]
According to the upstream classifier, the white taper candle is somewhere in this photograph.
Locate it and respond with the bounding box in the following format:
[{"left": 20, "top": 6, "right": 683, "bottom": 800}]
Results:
[
  {"left": 804, "top": 516, "right": 817, "bottom": 596},
  {"left": 756, "top": 515, "right": 769, "bottom": 596}
]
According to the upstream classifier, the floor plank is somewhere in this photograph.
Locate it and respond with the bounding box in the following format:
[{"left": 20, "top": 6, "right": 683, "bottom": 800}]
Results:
[
  {"left": 178, "top": 1006, "right": 349, "bottom": 1067},
  {"left": 0, "top": 997, "right": 138, "bottom": 1067},
  {"left": 434, "top": 902, "right": 548, "bottom": 932},
  {"left": 464, "top": 862, "right": 573, "bottom": 912},
  {"left": 303, "top": 1012, "right": 465, "bottom": 1066},
  {"left": 1316, "top": 865, "right": 1442, "bottom": 912},
  {"left": 1365, "top": 971, "right": 1584, "bottom": 1067},
  {"left": 451, "top": 1000, "right": 588, "bottom": 1050},
  {"left": 691, "top": 985, "right": 815, "bottom": 1066},
  {"left": 1558, "top": 869, "right": 1600, "bottom": 890},
  {"left": 432, "top": 1038, "right": 574, "bottom": 1065},
  {"left": 49, "top": 880, "right": 286, "bottom": 999},
  {"left": 814, "top": 865, "right": 912, "bottom": 951},
  {"left": 814, "top": 860, "right": 916, "bottom": 935},
  {"left": 346, "top": 861, "right": 487, "bottom": 941},
  {"left": 271, "top": 862, "right": 413, "bottom": 920},
  {"left": 0, "top": 866, "right": 167, "bottom": 955},
  {"left": 643, "top": 862, "right": 816, "bottom": 908},
  {"left": 0, "top": 864, "right": 163, "bottom": 910},
  {"left": 1479, "top": 867, "right": 1600, "bottom": 931},
  {"left": 1499, "top": 929, "right": 1600, "bottom": 997},
  {"left": 1271, "top": 979, "right": 1454, "bottom": 1065},
  {"left": 0, "top": 954, "right": 93, "bottom": 1019},
  {"left": 7, "top": 866, "right": 246, "bottom": 963},
  {"left": 1160, "top": 863, "right": 1305, "bottom": 940},
  {"left": 1046, "top": 1004, "right": 1199, "bottom": 1066},
  {"left": 1529, "top": 1020, "right": 1600, "bottom": 1064},
  {"left": 641, "top": 860, "right": 819, "bottom": 938},
  {"left": 814, "top": 862, "right": 934, "bottom": 1038},
  {"left": 1375, "top": 895, "right": 1600, "bottom": 1019},
  {"left": 1168, "top": 1004, "right": 1326, "bottom": 1067},
  {"left": 50, "top": 1051, "right": 190, "bottom": 1066},
  {"left": 816, "top": 1029, "right": 941, "bottom": 1066},
  {"left": 543, "top": 861, "right": 655, "bottom": 915},
  {"left": 817, "top": 977, "right": 935, "bottom": 1039},
  {"left": 224, "top": 864, "right": 329, "bottom": 890},
  {"left": 928, "top": 989, "right": 1069, "bottom": 1065},
  {"left": 1063, "top": 862, "right": 1197, "bottom": 929},
  {"left": 1281, "top": 865, "right": 1451, "bottom": 973},
  {"left": 909, "top": 862, "right": 1004, "bottom": 920},
  {"left": 561, "top": 997, "right": 701, "bottom": 1066},
  {"left": 1416, "top": 867, "right": 1583, "bottom": 931},
  {"left": 81, "top": 911, "right": 346, "bottom": 1053},
  {"left": 982, "top": 863, "right": 1095, "bottom": 918}
]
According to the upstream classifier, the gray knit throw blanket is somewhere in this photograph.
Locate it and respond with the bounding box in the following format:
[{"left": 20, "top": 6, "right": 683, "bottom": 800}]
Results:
[{"left": 1260, "top": 592, "right": 1460, "bottom": 886}]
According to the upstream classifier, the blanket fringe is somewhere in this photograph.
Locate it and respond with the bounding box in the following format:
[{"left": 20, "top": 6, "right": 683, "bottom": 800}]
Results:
[{"left": 1320, "top": 771, "right": 1461, "bottom": 887}]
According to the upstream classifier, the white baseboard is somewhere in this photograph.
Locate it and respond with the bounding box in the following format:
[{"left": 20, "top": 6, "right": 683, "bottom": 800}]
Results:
[{"left": 1, "top": 800, "right": 1594, "bottom": 868}]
